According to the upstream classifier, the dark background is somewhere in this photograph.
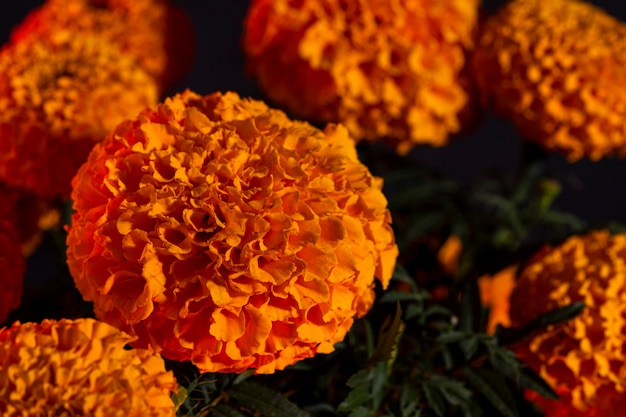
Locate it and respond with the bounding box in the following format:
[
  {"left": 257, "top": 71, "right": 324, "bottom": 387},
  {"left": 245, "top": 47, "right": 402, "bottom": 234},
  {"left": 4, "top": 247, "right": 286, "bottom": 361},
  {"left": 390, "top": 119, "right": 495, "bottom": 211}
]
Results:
[{"left": 2, "top": 0, "right": 626, "bottom": 225}]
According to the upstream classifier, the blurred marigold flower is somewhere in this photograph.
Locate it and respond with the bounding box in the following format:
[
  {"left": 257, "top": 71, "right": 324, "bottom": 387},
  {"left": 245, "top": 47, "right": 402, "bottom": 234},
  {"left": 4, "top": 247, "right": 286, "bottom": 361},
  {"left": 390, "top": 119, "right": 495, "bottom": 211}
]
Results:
[
  {"left": 0, "top": 220, "right": 24, "bottom": 325},
  {"left": 11, "top": 0, "right": 195, "bottom": 93},
  {"left": 472, "top": 0, "right": 626, "bottom": 161},
  {"left": 509, "top": 231, "right": 626, "bottom": 416},
  {"left": 0, "top": 318, "right": 177, "bottom": 416},
  {"left": 0, "top": 32, "right": 158, "bottom": 198},
  {"left": 243, "top": 0, "right": 479, "bottom": 155},
  {"left": 478, "top": 265, "right": 516, "bottom": 334},
  {"left": 66, "top": 90, "right": 398, "bottom": 374}
]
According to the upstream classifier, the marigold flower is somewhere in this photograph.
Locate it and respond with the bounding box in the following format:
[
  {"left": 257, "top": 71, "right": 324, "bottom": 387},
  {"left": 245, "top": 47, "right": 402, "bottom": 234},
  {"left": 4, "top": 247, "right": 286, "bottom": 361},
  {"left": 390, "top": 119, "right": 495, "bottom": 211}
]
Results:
[
  {"left": 472, "top": 0, "right": 626, "bottom": 161},
  {"left": 438, "top": 234, "right": 463, "bottom": 276},
  {"left": 478, "top": 266, "right": 516, "bottom": 334},
  {"left": 243, "top": 0, "right": 479, "bottom": 154},
  {"left": 0, "top": 32, "right": 158, "bottom": 198},
  {"left": 0, "top": 220, "right": 24, "bottom": 325},
  {"left": 66, "top": 90, "right": 398, "bottom": 374},
  {"left": 509, "top": 231, "right": 626, "bottom": 416},
  {"left": 0, "top": 318, "right": 177, "bottom": 416},
  {"left": 11, "top": 0, "right": 195, "bottom": 92}
]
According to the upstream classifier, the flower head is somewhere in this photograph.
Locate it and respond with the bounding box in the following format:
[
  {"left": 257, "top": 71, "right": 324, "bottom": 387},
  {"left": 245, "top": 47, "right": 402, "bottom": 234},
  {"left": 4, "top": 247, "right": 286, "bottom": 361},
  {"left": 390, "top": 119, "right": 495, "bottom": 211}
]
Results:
[
  {"left": 0, "top": 318, "right": 176, "bottom": 416},
  {"left": 472, "top": 0, "right": 626, "bottom": 161},
  {"left": 509, "top": 231, "right": 626, "bottom": 416},
  {"left": 0, "top": 32, "right": 158, "bottom": 198},
  {"left": 66, "top": 90, "right": 398, "bottom": 374},
  {"left": 478, "top": 266, "right": 516, "bottom": 334},
  {"left": 243, "top": 0, "right": 479, "bottom": 154},
  {"left": 11, "top": 0, "right": 195, "bottom": 92},
  {"left": 0, "top": 220, "right": 24, "bottom": 325}
]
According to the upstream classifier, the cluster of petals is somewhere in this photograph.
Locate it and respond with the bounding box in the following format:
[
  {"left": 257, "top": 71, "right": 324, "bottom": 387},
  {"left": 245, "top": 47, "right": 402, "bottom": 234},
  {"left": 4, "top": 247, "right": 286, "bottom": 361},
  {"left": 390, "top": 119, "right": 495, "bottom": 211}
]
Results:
[
  {"left": 243, "top": 0, "right": 479, "bottom": 154},
  {"left": 472, "top": 0, "right": 626, "bottom": 161},
  {"left": 0, "top": 220, "right": 24, "bottom": 325},
  {"left": 510, "top": 231, "right": 626, "bottom": 416},
  {"left": 0, "top": 318, "right": 176, "bottom": 416},
  {"left": 11, "top": 0, "right": 195, "bottom": 93},
  {"left": 0, "top": 31, "right": 158, "bottom": 198},
  {"left": 66, "top": 90, "right": 398, "bottom": 374},
  {"left": 477, "top": 266, "right": 516, "bottom": 335}
]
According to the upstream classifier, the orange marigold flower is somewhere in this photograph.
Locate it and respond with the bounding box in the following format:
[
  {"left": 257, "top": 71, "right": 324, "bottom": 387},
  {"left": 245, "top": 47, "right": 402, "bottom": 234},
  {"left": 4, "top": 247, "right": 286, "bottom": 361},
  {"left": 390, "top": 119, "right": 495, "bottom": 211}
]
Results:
[
  {"left": 0, "top": 32, "right": 158, "bottom": 198},
  {"left": 509, "top": 231, "right": 626, "bottom": 416},
  {"left": 472, "top": 0, "right": 626, "bottom": 161},
  {"left": 478, "top": 265, "right": 516, "bottom": 334},
  {"left": 0, "top": 318, "right": 177, "bottom": 416},
  {"left": 243, "top": 0, "right": 479, "bottom": 154},
  {"left": 66, "top": 90, "right": 398, "bottom": 374},
  {"left": 11, "top": 0, "right": 195, "bottom": 92},
  {"left": 437, "top": 234, "right": 463, "bottom": 276},
  {"left": 0, "top": 220, "right": 24, "bottom": 325}
]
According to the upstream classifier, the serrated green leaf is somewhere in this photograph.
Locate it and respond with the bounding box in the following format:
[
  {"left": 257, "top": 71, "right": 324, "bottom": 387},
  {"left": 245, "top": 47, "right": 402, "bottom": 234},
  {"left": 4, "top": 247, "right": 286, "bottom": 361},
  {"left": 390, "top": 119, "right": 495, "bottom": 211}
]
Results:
[
  {"left": 400, "top": 383, "right": 422, "bottom": 417},
  {"left": 422, "top": 379, "right": 446, "bottom": 417},
  {"left": 339, "top": 370, "right": 371, "bottom": 412},
  {"left": 227, "top": 381, "right": 309, "bottom": 417},
  {"left": 488, "top": 346, "right": 558, "bottom": 400},
  {"left": 464, "top": 368, "right": 519, "bottom": 417},
  {"left": 497, "top": 302, "right": 585, "bottom": 345},
  {"left": 436, "top": 331, "right": 467, "bottom": 344}
]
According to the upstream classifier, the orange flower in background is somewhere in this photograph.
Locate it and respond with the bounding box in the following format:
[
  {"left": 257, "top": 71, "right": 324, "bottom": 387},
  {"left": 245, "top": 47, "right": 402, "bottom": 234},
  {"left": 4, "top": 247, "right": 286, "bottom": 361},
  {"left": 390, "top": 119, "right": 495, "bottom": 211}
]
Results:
[
  {"left": 66, "top": 90, "right": 398, "bottom": 374},
  {"left": 478, "top": 266, "right": 516, "bottom": 334},
  {"left": 0, "top": 220, "right": 24, "bottom": 325},
  {"left": 472, "top": 0, "right": 626, "bottom": 161},
  {"left": 0, "top": 32, "right": 158, "bottom": 198},
  {"left": 11, "top": 0, "right": 195, "bottom": 93},
  {"left": 509, "top": 231, "right": 626, "bottom": 416},
  {"left": 243, "top": 0, "right": 479, "bottom": 155},
  {"left": 0, "top": 318, "right": 177, "bottom": 416}
]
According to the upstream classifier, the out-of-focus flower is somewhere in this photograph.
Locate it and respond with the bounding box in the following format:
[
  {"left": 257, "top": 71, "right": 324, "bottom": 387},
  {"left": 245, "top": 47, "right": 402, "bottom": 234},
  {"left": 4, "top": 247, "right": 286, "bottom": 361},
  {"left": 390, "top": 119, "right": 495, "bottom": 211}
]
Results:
[
  {"left": 11, "top": 0, "right": 195, "bottom": 92},
  {"left": 438, "top": 234, "right": 463, "bottom": 276},
  {"left": 0, "top": 318, "right": 177, "bottom": 416},
  {"left": 66, "top": 90, "right": 398, "bottom": 374},
  {"left": 472, "top": 0, "right": 626, "bottom": 161},
  {"left": 509, "top": 231, "right": 626, "bottom": 416},
  {"left": 0, "top": 32, "right": 158, "bottom": 198},
  {"left": 478, "top": 265, "right": 516, "bottom": 334},
  {"left": 243, "top": 0, "right": 479, "bottom": 155},
  {"left": 0, "top": 220, "right": 24, "bottom": 325}
]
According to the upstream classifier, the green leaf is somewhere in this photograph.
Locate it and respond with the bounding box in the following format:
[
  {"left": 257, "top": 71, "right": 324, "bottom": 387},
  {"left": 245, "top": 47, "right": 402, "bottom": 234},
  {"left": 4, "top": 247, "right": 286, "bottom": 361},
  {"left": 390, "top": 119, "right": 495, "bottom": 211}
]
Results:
[
  {"left": 422, "top": 379, "right": 446, "bottom": 417},
  {"left": 497, "top": 302, "right": 585, "bottom": 345},
  {"left": 488, "top": 345, "right": 558, "bottom": 400},
  {"left": 227, "top": 380, "right": 310, "bottom": 417},
  {"left": 464, "top": 368, "right": 519, "bottom": 417},
  {"left": 369, "top": 303, "right": 404, "bottom": 366},
  {"left": 339, "top": 370, "right": 371, "bottom": 412},
  {"left": 172, "top": 385, "right": 189, "bottom": 413}
]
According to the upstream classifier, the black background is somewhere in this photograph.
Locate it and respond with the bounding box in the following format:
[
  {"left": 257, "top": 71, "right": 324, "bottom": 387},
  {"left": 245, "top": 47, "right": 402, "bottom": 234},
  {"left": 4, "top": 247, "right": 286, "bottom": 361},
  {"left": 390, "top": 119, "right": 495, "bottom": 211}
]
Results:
[{"left": 2, "top": 0, "right": 626, "bottom": 225}]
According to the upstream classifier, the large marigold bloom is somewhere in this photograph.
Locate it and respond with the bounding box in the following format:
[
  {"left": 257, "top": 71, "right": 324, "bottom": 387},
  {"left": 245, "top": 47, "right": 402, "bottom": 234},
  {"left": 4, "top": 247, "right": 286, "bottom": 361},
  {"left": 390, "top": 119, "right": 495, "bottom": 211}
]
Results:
[
  {"left": 66, "top": 90, "right": 398, "bottom": 374},
  {"left": 0, "top": 32, "right": 158, "bottom": 198},
  {"left": 11, "top": 0, "right": 195, "bottom": 92},
  {"left": 243, "top": 0, "right": 479, "bottom": 155},
  {"left": 0, "top": 318, "right": 177, "bottom": 416},
  {"left": 0, "top": 220, "right": 24, "bottom": 325},
  {"left": 509, "top": 231, "right": 626, "bottom": 416},
  {"left": 472, "top": 0, "right": 626, "bottom": 161}
]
